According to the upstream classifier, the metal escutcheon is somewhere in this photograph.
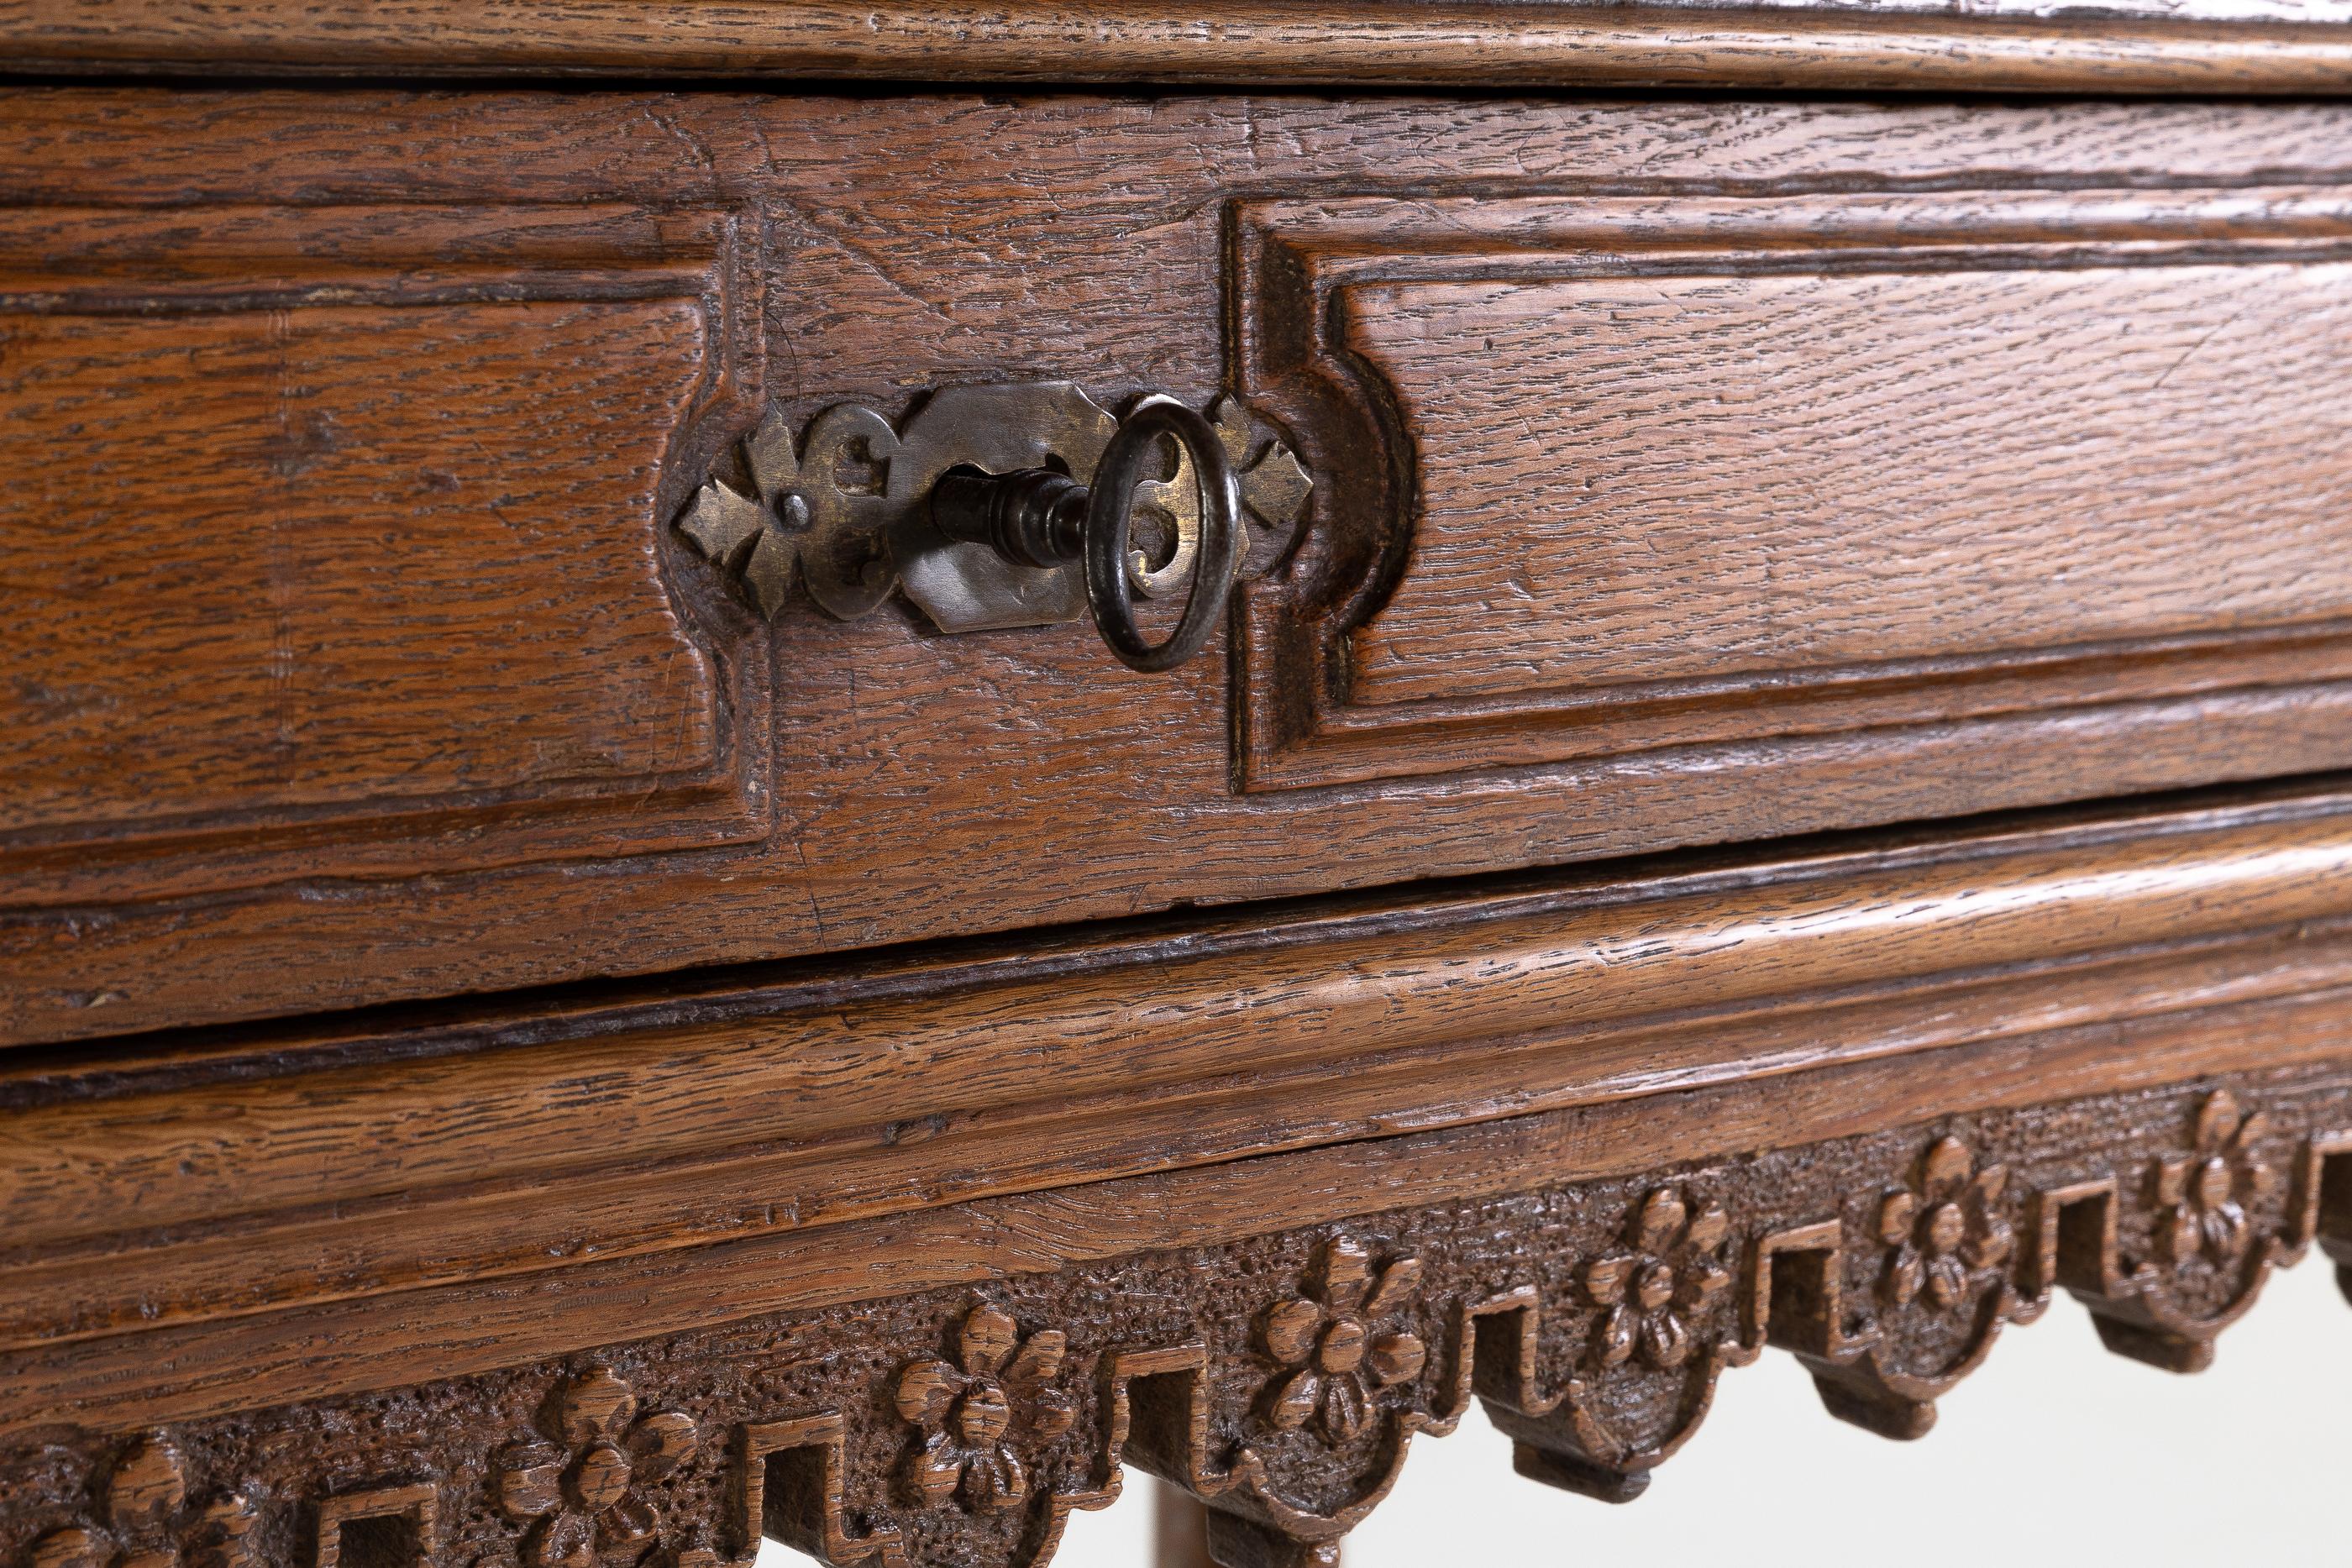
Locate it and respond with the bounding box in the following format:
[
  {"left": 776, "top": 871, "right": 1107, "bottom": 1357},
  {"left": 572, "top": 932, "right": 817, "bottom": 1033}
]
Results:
[
  {"left": 927, "top": 397, "right": 1243, "bottom": 674},
  {"left": 676, "top": 382, "right": 1312, "bottom": 652}
]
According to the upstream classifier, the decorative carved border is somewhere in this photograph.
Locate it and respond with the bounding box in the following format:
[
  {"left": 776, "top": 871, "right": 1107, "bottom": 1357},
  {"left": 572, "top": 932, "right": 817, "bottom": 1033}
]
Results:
[{"left": 8, "top": 1067, "right": 2352, "bottom": 1568}]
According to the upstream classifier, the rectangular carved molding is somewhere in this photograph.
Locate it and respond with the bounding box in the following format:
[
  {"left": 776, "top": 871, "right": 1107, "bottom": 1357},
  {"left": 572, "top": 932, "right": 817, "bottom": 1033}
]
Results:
[
  {"left": 0, "top": 202, "right": 773, "bottom": 910},
  {"left": 1234, "top": 184, "right": 2352, "bottom": 792},
  {"left": 6, "top": 1067, "right": 2352, "bottom": 1567}
]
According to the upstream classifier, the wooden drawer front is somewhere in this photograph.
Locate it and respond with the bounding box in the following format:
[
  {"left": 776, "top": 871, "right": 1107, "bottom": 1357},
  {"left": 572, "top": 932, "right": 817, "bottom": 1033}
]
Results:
[
  {"left": 0, "top": 204, "right": 769, "bottom": 901},
  {"left": 1235, "top": 189, "right": 2352, "bottom": 787},
  {"left": 13, "top": 92, "right": 2352, "bottom": 1042}
]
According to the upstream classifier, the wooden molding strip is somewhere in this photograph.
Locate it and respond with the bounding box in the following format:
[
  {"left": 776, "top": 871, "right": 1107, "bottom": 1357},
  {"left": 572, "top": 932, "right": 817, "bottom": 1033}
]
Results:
[
  {"left": 5, "top": 1043, "right": 2350, "bottom": 1438},
  {"left": 11, "top": 792, "right": 2352, "bottom": 1370},
  {"left": 6, "top": 1, "right": 2352, "bottom": 92}
]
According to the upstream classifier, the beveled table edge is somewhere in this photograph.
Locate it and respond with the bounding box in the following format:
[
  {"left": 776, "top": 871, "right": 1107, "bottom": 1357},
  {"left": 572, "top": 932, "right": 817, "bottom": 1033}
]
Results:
[{"left": 6, "top": 0, "right": 2352, "bottom": 93}]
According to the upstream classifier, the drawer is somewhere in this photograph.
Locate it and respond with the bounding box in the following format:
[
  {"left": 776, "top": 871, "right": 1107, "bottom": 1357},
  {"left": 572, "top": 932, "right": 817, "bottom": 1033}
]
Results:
[{"left": 8, "top": 89, "right": 2352, "bottom": 1040}]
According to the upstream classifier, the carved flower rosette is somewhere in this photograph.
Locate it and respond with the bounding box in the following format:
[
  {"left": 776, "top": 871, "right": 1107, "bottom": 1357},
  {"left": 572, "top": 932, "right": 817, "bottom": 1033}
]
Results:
[
  {"left": 1861, "top": 1135, "right": 2021, "bottom": 1387},
  {"left": 2136, "top": 1090, "right": 2282, "bottom": 1319},
  {"left": 1253, "top": 1240, "right": 1428, "bottom": 1450},
  {"left": 1551, "top": 1187, "right": 1743, "bottom": 1471},
  {"left": 1211, "top": 1235, "right": 1436, "bottom": 1534},
  {"left": 873, "top": 1299, "right": 1099, "bottom": 1568},
  {"left": 491, "top": 1367, "right": 706, "bottom": 1568},
  {"left": 24, "top": 1434, "right": 256, "bottom": 1568}
]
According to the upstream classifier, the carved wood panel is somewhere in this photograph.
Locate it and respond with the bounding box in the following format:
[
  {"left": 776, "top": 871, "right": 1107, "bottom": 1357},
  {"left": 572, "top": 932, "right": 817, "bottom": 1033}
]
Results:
[
  {"left": 5, "top": 1069, "right": 2350, "bottom": 1568},
  {"left": 0, "top": 202, "right": 771, "bottom": 908},
  {"left": 1233, "top": 186, "right": 2352, "bottom": 789}
]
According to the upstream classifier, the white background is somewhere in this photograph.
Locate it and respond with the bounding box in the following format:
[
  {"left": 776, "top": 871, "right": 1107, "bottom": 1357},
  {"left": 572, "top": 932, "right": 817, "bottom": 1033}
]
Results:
[{"left": 768, "top": 1259, "right": 2352, "bottom": 1565}]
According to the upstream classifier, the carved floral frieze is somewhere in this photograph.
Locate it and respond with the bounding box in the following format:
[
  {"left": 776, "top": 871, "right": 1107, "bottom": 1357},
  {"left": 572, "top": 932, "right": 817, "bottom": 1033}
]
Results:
[{"left": 6, "top": 1073, "right": 2352, "bottom": 1568}]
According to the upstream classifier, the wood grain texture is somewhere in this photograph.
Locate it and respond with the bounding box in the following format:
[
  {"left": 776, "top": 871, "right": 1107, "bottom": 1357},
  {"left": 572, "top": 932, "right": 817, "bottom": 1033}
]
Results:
[
  {"left": 1345, "top": 264, "right": 2352, "bottom": 704},
  {"left": 3, "top": 1068, "right": 2351, "bottom": 1565},
  {"left": 1232, "top": 186, "right": 2352, "bottom": 789},
  {"left": 7, "top": 0, "right": 2352, "bottom": 92},
  {"left": 3, "top": 788, "right": 2352, "bottom": 1389},
  {"left": 3, "top": 302, "right": 715, "bottom": 827},
  {"left": 17, "top": 93, "right": 2352, "bottom": 1041},
  {"left": 7, "top": 38, "right": 2352, "bottom": 1568},
  {"left": 0, "top": 199, "right": 773, "bottom": 909}
]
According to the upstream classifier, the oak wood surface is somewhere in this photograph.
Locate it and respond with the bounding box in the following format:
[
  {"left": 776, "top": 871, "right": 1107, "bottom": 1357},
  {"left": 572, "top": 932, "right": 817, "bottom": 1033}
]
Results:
[
  {"left": 5, "top": 1069, "right": 2346, "bottom": 1567},
  {"left": 1230, "top": 183, "right": 2352, "bottom": 789},
  {"left": 0, "top": 198, "right": 776, "bottom": 906},
  {"left": 3, "top": 25, "right": 2350, "bottom": 1568},
  {"left": 14, "top": 92, "right": 2352, "bottom": 1041},
  {"left": 1346, "top": 263, "right": 2352, "bottom": 704},
  {"left": 3, "top": 785, "right": 2352, "bottom": 1427},
  {"left": 5, "top": 302, "right": 718, "bottom": 830},
  {"left": 4, "top": 1001, "right": 2346, "bottom": 1440},
  {"left": 8, "top": 0, "right": 2352, "bottom": 92}
]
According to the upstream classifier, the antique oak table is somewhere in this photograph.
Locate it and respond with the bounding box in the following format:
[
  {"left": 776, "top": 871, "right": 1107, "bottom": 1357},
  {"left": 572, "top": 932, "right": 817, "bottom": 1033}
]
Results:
[{"left": 8, "top": 5, "right": 2352, "bottom": 1565}]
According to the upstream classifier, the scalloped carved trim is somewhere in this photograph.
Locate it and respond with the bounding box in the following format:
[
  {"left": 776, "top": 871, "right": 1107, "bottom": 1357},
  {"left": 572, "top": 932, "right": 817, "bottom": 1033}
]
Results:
[{"left": 8, "top": 1073, "right": 2352, "bottom": 1568}]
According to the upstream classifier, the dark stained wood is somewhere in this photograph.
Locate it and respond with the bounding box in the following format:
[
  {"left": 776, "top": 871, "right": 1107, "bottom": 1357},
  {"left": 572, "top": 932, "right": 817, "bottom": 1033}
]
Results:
[
  {"left": 1230, "top": 186, "right": 2352, "bottom": 788},
  {"left": 0, "top": 199, "right": 773, "bottom": 908},
  {"left": 6, "top": 0, "right": 2352, "bottom": 92},
  {"left": 4, "top": 303, "right": 749, "bottom": 838},
  {"left": 13, "top": 973, "right": 2352, "bottom": 1437},
  {"left": 15, "top": 94, "right": 2352, "bottom": 1041}
]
